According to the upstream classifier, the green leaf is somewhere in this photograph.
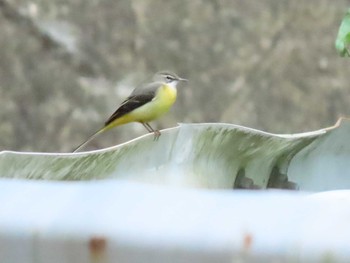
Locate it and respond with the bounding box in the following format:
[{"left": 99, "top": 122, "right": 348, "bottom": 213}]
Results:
[
  {"left": 335, "top": 8, "right": 350, "bottom": 57},
  {"left": 3, "top": 120, "right": 350, "bottom": 191}
]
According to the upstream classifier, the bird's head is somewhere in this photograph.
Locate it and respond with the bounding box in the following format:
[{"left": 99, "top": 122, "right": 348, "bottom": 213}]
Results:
[{"left": 154, "top": 71, "right": 188, "bottom": 86}]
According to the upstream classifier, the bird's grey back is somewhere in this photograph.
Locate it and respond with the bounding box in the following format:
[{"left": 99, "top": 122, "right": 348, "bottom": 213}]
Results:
[{"left": 130, "top": 81, "right": 162, "bottom": 97}]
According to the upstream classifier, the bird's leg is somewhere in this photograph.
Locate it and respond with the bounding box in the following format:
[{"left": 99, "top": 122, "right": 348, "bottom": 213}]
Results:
[
  {"left": 145, "top": 122, "right": 161, "bottom": 141},
  {"left": 141, "top": 122, "right": 153, "bottom": 133}
]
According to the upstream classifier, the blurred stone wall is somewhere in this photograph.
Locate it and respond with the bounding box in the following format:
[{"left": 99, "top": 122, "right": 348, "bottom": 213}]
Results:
[{"left": 0, "top": 0, "right": 349, "bottom": 152}]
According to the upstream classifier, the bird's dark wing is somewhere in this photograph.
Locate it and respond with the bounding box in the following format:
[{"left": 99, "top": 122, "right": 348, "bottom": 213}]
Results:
[{"left": 104, "top": 92, "right": 156, "bottom": 126}]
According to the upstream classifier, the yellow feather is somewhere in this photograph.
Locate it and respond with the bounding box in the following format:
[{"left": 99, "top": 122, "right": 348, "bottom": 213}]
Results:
[{"left": 105, "top": 83, "right": 177, "bottom": 130}]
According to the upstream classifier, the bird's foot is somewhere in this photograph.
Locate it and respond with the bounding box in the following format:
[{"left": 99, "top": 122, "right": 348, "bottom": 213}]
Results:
[{"left": 153, "top": 130, "right": 161, "bottom": 141}]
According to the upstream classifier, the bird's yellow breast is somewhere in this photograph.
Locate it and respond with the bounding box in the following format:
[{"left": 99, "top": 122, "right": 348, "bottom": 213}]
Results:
[
  {"left": 136, "top": 83, "right": 177, "bottom": 121},
  {"left": 108, "top": 83, "right": 177, "bottom": 127},
  {"left": 157, "top": 83, "right": 178, "bottom": 107}
]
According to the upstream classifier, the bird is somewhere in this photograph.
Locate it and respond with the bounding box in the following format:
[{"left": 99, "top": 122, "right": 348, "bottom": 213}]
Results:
[{"left": 73, "top": 71, "right": 188, "bottom": 152}]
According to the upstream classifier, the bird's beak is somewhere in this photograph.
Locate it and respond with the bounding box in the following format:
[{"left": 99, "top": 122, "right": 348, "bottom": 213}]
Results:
[{"left": 179, "top": 77, "right": 188, "bottom": 82}]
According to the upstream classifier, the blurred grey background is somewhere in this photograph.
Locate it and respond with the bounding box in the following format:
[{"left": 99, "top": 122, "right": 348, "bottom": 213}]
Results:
[{"left": 0, "top": 0, "right": 349, "bottom": 152}]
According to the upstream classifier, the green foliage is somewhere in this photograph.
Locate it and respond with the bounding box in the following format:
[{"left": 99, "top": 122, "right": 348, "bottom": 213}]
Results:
[{"left": 336, "top": 8, "right": 350, "bottom": 57}]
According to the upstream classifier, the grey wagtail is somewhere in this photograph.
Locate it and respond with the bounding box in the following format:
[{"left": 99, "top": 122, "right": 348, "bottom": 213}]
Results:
[{"left": 73, "top": 71, "right": 187, "bottom": 152}]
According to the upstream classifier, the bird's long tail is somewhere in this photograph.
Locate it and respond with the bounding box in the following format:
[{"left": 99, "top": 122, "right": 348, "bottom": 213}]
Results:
[{"left": 72, "top": 127, "right": 107, "bottom": 153}]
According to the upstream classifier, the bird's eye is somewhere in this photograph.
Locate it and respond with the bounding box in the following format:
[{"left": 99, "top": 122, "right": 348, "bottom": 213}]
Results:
[{"left": 166, "top": 75, "right": 173, "bottom": 82}]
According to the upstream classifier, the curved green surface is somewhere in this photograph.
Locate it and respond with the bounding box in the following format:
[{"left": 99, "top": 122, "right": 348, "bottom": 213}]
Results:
[{"left": 1, "top": 122, "right": 338, "bottom": 190}]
